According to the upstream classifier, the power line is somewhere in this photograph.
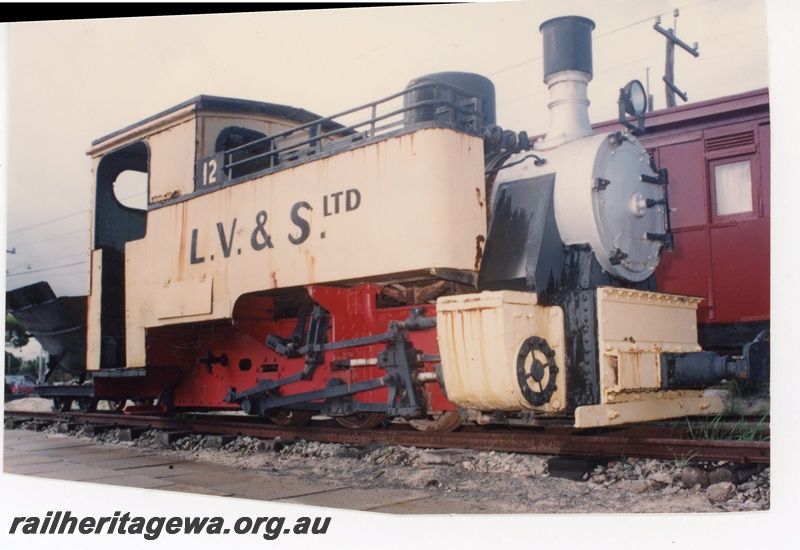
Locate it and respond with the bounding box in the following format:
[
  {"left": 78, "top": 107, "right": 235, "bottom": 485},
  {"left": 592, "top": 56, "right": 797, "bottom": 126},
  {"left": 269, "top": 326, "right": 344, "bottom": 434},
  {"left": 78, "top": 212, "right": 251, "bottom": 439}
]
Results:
[
  {"left": 8, "top": 228, "right": 87, "bottom": 248},
  {"left": 487, "top": 0, "right": 723, "bottom": 79},
  {"left": 8, "top": 186, "right": 146, "bottom": 235},
  {"left": 7, "top": 209, "right": 87, "bottom": 235},
  {"left": 6, "top": 260, "right": 87, "bottom": 277},
  {"left": 29, "top": 252, "right": 88, "bottom": 264},
  {"left": 487, "top": 56, "right": 543, "bottom": 77},
  {"left": 499, "top": 88, "right": 548, "bottom": 108},
  {"left": 496, "top": 15, "right": 764, "bottom": 110},
  {"left": 487, "top": 11, "right": 666, "bottom": 77}
]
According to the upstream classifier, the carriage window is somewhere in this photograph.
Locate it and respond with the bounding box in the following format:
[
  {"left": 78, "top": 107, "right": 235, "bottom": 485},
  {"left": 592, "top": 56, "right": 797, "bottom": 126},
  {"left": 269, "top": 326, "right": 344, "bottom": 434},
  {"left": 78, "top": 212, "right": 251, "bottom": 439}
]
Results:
[{"left": 714, "top": 160, "right": 752, "bottom": 216}]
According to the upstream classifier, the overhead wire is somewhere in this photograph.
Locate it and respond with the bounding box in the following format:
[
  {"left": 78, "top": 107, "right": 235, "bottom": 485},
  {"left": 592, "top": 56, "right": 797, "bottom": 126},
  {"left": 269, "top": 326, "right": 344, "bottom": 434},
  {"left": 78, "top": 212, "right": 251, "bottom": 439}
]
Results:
[
  {"left": 7, "top": 209, "right": 87, "bottom": 235},
  {"left": 489, "top": 0, "right": 724, "bottom": 75},
  {"left": 494, "top": 1, "right": 763, "bottom": 109},
  {"left": 486, "top": 2, "right": 698, "bottom": 78},
  {"left": 6, "top": 260, "right": 87, "bottom": 277},
  {"left": 4, "top": 0, "right": 755, "bottom": 250},
  {"left": 27, "top": 252, "right": 89, "bottom": 264},
  {"left": 7, "top": 187, "right": 145, "bottom": 236},
  {"left": 7, "top": 186, "right": 142, "bottom": 279},
  {"left": 9, "top": 228, "right": 87, "bottom": 247}
]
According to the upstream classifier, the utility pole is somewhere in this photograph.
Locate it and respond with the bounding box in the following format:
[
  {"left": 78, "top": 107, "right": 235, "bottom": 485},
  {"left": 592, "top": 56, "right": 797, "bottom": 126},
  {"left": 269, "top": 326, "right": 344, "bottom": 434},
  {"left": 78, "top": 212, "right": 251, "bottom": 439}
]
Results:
[{"left": 654, "top": 10, "right": 699, "bottom": 108}]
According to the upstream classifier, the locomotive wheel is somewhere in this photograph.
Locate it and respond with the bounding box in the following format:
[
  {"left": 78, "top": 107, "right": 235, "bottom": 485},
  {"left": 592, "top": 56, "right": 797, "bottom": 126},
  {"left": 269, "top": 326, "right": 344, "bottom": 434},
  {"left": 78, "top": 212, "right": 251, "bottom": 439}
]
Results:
[
  {"left": 76, "top": 396, "right": 97, "bottom": 413},
  {"left": 408, "top": 410, "right": 462, "bottom": 432},
  {"left": 335, "top": 412, "right": 385, "bottom": 430},
  {"left": 268, "top": 410, "right": 314, "bottom": 427},
  {"left": 106, "top": 399, "right": 126, "bottom": 413},
  {"left": 52, "top": 397, "right": 72, "bottom": 412}
]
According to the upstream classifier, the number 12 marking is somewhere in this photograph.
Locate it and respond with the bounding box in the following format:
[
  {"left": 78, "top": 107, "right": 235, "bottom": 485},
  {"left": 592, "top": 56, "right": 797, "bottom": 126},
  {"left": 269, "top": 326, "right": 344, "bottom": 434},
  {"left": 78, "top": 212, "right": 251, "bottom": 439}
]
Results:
[{"left": 202, "top": 159, "right": 218, "bottom": 187}]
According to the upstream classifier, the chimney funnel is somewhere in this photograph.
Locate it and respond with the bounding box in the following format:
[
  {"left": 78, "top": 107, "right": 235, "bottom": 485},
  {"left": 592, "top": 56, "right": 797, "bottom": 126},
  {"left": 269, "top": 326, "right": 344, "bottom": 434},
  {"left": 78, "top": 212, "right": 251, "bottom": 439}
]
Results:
[{"left": 538, "top": 16, "right": 596, "bottom": 149}]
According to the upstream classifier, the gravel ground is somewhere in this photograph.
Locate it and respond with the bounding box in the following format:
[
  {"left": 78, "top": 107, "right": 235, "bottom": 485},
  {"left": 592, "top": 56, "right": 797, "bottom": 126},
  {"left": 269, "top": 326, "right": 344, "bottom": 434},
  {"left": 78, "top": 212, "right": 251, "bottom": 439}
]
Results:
[{"left": 5, "top": 397, "right": 770, "bottom": 515}]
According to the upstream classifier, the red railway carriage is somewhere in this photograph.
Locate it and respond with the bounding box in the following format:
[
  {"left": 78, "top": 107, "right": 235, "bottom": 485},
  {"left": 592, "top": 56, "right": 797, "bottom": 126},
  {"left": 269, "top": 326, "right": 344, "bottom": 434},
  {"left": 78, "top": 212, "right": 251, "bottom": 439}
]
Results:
[{"left": 599, "top": 89, "right": 770, "bottom": 352}]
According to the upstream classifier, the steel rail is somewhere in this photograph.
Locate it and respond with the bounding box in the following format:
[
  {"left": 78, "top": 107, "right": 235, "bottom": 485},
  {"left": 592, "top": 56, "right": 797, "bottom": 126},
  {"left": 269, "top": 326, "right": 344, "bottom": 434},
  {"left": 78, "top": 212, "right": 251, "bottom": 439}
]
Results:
[{"left": 5, "top": 410, "right": 770, "bottom": 464}]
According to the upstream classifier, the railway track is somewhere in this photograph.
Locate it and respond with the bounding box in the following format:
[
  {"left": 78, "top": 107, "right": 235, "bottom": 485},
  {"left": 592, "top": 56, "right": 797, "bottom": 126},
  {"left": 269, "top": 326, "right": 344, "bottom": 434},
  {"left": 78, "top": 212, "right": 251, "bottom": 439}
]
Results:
[{"left": 4, "top": 410, "right": 770, "bottom": 465}]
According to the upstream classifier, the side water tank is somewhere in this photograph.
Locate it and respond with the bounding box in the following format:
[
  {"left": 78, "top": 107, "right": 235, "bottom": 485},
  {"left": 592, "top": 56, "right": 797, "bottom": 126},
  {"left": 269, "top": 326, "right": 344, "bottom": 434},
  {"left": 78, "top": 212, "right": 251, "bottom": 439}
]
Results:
[{"left": 404, "top": 71, "right": 496, "bottom": 129}]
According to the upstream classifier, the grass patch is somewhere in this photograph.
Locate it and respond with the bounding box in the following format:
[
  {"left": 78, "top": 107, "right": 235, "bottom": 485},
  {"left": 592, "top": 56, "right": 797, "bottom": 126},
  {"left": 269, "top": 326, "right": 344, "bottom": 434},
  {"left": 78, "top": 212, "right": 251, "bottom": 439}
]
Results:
[
  {"left": 724, "top": 378, "right": 750, "bottom": 399},
  {"left": 685, "top": 412, "right": 769, "bottom": 441},
  {"left": 722, "top": 396, "right": 744, "bottom": 417},
  {"left": 668, "top": 447, "right": 700, "bottom": 468}
]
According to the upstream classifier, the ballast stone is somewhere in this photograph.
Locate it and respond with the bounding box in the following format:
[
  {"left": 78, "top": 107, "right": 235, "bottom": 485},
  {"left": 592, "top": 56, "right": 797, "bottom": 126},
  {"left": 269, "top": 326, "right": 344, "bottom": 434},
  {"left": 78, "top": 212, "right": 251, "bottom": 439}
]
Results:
[
  {"left": 707, "top": 482, "right": 736, "bottom": 503},
  {"left": 681, "top": 465, "right": 710, "bottom": 488},
  {"left": 418, "top": 449, "right": 476, "bottom": 465}
]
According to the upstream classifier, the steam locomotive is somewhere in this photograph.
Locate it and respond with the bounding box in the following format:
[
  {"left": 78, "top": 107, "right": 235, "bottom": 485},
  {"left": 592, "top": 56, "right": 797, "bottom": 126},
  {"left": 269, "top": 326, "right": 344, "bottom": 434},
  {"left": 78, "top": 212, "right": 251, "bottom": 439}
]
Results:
[{"left": 6, "top": 16, "right": 768, "bottom": 429}]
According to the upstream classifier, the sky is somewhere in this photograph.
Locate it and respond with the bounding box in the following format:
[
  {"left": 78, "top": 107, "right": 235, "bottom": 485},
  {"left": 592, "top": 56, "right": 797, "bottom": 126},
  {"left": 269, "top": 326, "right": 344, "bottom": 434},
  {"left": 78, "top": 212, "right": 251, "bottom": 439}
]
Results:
[
  {"left": 2, "top": 0, "right": 774, "bottom": 298},
  {"left": 1, "top": 1, "right": 798, "bottom": 546}
]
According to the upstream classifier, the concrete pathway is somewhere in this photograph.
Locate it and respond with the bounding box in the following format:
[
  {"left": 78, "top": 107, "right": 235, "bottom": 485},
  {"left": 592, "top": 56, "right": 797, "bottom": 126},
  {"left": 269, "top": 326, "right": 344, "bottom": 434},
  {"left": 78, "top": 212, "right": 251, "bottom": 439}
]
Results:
[{"left": 3, "top": 429, "right": 489, "bottom": 514}]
